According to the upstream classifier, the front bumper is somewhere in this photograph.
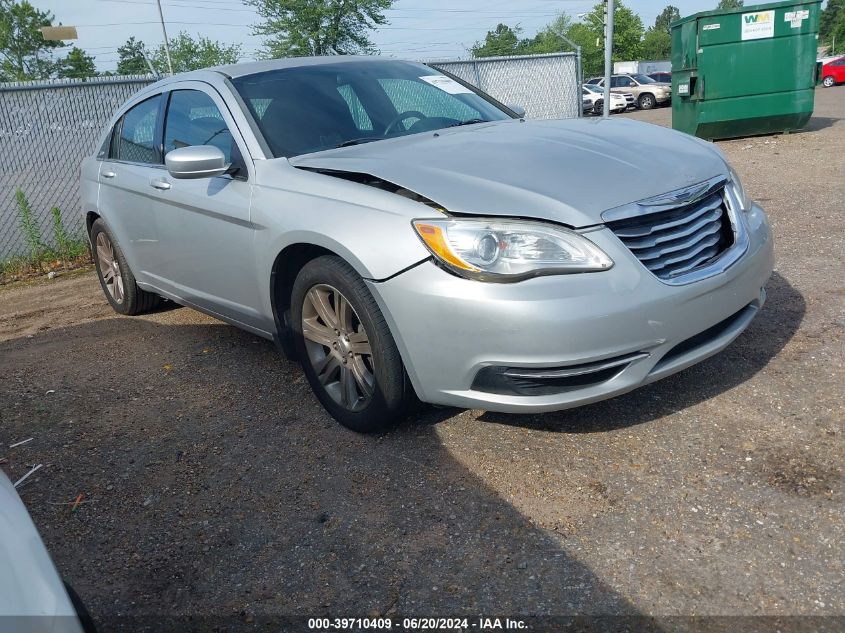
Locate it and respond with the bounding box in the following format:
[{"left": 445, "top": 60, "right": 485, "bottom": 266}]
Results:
[{"left": 367, "top": 203, "right": 773, "bottom": 413}]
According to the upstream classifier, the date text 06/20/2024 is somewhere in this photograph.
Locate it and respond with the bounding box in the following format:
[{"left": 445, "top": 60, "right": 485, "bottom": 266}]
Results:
[{"left": 308, "top": 617, "right": 528, "bottom": 630}]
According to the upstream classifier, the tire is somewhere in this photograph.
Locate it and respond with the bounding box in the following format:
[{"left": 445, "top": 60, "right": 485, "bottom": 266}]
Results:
[
  {"left": 291, "top": 255, "right": 412, "bottom": 432},
  {"left": 592, "top": 99, "right": 604, "bottom": 115},
  {"left": 90, "top": 219, "right": 160, "bottom": 316},
  {"left": 822, "top": 75, "right": 835, "bottom": 88},
  {"left": 638, "top": 93, "right": 656, "bottom": 110}
]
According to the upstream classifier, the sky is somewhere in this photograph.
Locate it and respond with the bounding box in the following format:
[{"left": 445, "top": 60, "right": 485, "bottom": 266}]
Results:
[{"left": 39, "top": 0, "right": 724, "bottom": 72}]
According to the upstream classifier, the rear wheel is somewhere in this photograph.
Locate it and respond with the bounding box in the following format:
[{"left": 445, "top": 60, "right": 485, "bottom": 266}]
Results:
[
  {"left": 638, "top": 93, "right": 656, "bottom": 110},
  {"left": 822, "top": 75, "right": 835, "bottom": 88},
  {"left": 291, "top": 256, "right": 412, "bottom": 432},
  {"left": 90, "top": 219, "right": 160, "bottom": 315}
]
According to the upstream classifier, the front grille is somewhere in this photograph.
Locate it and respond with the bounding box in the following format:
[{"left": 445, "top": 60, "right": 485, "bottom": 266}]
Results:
[{"left": 607, "top": 190, "right": 735, "bottom": 281}]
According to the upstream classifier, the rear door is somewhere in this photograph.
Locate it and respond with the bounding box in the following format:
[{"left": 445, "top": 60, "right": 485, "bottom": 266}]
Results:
[
  {"left": 97, "top": 93, "right": 164, "bottom": 283},
  {"left": 149, "top": 82, "right": 263, "bottom": 331}
]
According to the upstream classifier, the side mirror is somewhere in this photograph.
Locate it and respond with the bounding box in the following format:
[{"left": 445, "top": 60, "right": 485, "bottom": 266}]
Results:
[
  {"left": 508, "top": 104, "right": 526, "bottom": 118},
  {"left": 165, "top": 145, "right": 229, "bottom": 179}
]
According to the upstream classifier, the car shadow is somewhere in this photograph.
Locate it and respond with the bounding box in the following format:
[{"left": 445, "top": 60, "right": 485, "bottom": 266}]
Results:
[
  {"left": 477, "top": 272, "right": 803, "bottom": 433},
  {"left": 0, "top": 315, "right": 671, "bottom": 632}
]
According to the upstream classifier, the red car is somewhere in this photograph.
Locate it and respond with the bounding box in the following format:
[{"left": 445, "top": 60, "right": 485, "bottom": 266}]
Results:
[{"left": 821, "top": 56, "right": 845, "bottom": 87}]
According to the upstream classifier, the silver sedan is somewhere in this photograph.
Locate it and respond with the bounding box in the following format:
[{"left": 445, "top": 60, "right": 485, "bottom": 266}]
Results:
[{"left": 81, "top": 57, "right": 774, "bottom": 432}]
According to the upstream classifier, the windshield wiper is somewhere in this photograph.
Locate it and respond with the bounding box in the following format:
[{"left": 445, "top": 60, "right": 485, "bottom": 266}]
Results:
[
  {"left": 447, "top": 118, "right": 489, "bottom": 128},
  {"left": 336, "top": 137, "right": 381, "bottom": 148}
]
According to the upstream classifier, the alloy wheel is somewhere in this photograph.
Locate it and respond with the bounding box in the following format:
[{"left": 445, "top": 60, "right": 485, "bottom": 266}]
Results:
[
  {"left": 301, "top": 284, "right": 375, "bottom": 412},
  {"left": 823, "top": 76, "right": 834, "bottom": 87},
  {"left": 96, "top": 232, "right": 124, "bottom": 303}
]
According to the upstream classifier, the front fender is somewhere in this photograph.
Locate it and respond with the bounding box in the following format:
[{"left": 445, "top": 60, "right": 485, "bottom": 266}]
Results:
[{"left": 251, "top": 160, "right": 433, "bottom": 323}]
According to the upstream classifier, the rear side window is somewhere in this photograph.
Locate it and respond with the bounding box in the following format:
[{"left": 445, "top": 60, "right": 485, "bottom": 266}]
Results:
[
  {"left": 113, "top": 95, "right": 161, "bottom": 164},
  {"left": 164, "top": 89, "right": 234, "bottom": 163}
]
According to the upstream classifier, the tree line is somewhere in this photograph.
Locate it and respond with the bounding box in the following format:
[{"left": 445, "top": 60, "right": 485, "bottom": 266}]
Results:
[
  {"left": 0, "top": 0, "right": 241, "bottom": 80},
  {"left": 473, "top": 0, "right": 844, "bottom": 76},
  {"left": 2, "top": 0, "right": 843, "bottom": 83}
]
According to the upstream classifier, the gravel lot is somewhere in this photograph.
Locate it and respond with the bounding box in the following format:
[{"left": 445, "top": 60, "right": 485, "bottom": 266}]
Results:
[{"left": 1, "top": 87, "right": 843, "bottom": 631}]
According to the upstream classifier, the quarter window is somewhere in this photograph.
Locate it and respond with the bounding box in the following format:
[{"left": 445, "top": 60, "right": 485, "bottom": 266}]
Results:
[
  {"left": 114, "top": 95, "right": 161, "bottom": 164},
  {"left": 164, "top": 90, "right": 234, "bottom": 163}
]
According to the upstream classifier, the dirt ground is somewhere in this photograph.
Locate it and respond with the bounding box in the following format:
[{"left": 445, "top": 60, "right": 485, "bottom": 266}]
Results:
[{"left": 1, "top": 87, "right": 843, "bottom": 631}]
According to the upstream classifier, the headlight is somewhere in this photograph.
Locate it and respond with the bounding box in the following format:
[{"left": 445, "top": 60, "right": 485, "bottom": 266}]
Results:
[
  {"left": 727, "top": 165, "right": 749, "bottom": 211},
  {"left": 412, "top": 218, "right": 613, "bottom": 282}
]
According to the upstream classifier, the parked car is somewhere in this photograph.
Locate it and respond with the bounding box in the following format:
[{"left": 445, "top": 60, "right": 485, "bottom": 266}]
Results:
[
  {"left": 821, "top": 56, "right": 845, "bottom": 87},
  {"left": 0, "top": 472, "right": 93, "bottom": 632},
  {"left": 648, "top": 71, "right": 672, "bottom": 84},
  {"left": 82, "top": 57, "right": 773, "bottom": 432},
  {"left": 582, "top": 84, "right": 629, "bottom": 115},
  {"left": 587, "top": 74, "right": 671, "bottom": 109}
]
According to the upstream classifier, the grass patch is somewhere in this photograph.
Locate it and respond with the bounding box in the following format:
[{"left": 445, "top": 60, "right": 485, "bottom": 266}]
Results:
[{"left": 0, "top": 189, "right": 92, "bottom": 285}]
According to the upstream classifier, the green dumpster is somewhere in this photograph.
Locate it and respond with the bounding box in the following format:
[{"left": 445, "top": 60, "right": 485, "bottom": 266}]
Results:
[{"left": 671, "top": 0, "right": 821, "bottom": 140}]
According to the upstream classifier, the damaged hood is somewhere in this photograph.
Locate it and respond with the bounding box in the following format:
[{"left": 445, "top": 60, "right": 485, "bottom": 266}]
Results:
[{"left": 289, "top": 117, "right": 728, "bottom": 227}]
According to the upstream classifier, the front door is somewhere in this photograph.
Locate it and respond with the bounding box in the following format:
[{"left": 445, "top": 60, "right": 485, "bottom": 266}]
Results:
[{"left": 149, "top": 83, "right": 265, "bottom": 332}]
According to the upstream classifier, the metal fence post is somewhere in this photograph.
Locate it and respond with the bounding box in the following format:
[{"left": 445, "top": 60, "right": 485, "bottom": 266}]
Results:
[{"left": 603, "top": 0, "right": 614, "bottom": 119}]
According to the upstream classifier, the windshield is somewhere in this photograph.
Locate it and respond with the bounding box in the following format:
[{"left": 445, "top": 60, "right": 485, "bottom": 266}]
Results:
[
  {"left": 583, "top": 84, "right": 601, "bottom": 93},
  {"left": 630, "top": 73, "right": 656, "bottom": 84},
  {"left": 231, "top": 60, "right": 513, "bottom": 158}
]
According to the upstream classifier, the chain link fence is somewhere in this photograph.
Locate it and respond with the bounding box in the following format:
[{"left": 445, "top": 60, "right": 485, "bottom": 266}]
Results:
[
  {"left": 0, "top": 76, "right": 155, "bottom": 261},
  {"left": 0, "top": 52, "right": 582, "bottom": 261},
  {"left": 429, "top": 52, "right": 582, "bottom": 120}
]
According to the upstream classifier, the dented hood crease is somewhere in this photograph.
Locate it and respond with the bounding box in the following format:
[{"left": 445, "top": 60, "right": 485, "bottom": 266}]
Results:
[{"left": 289, "top": 118, "right": 728, "bottom": 227}]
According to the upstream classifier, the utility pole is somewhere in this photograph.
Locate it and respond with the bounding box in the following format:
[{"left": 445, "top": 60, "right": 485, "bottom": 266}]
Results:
[
  {"left": 155, "top": 0, "right": 174, "bottom": 74},
  {"left": 602, "top": 0, "right": 614, "bottom": 119},
  {"left": 140, "top": 49, "right": 160, "bottom": 79}
]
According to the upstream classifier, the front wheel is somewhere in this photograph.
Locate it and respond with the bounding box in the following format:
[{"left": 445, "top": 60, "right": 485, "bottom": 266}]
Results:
[
  {"left": 90, "top": 219, "right": 160, "bottom": 315},
  {"left": 291, "top": 256, "right": 412, "bottom": 432},
  {"left": 638, "top": 93, "right": 656, "bottom": 110},
  {"left": 822, "top": 75, "right": 835, "bottom": 88},
  {"left": 592, "top": 99, "right": 604, "bottom": 115}
]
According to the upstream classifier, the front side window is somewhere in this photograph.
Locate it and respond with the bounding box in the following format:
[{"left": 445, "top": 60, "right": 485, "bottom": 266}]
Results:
[
  {"left": 164, "top": 90, "right": 234, "bottom": 163},
  {"left": 232, "top": 60, "right": 512, "bottom": 158},
  {"left": 114, "top": 95, "right": 161, "bottom": 164}
]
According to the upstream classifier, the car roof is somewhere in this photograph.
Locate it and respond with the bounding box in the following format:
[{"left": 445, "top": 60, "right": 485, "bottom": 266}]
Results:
[
  {"left": 133, "top": 56, "right": 417, "bottom": 96},
  {"left": 209, "top": 55, "right": 397, "bottom": 78}
]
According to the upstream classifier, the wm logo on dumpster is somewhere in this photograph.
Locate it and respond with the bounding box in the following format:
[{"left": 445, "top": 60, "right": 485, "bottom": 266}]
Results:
[
  {"left": 744, "top": 12, "right": 773, "bottom": 23},
  {"left": 741, "top": 9, "right": 775, "bottom": 40}
]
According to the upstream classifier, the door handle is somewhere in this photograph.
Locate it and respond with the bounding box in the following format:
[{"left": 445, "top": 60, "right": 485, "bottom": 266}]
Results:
[
  {"left": 102, "top": 170, "right": 115, "bottom": 179},
  {"left": 150, "top": 178, "right": 171, "bottom": 191}
]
